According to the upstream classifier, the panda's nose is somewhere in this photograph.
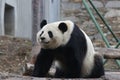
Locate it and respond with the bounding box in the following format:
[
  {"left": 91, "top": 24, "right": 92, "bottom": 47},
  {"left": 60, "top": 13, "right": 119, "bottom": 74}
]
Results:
[{"left": 40, "top": 37, "right": 45, "bottom": 40}]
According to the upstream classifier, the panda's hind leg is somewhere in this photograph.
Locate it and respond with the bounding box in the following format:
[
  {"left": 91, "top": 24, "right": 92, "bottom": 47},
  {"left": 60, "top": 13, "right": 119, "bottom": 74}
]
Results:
[{"left": 89, "top": 54, "right": 105, "bottom": 78}]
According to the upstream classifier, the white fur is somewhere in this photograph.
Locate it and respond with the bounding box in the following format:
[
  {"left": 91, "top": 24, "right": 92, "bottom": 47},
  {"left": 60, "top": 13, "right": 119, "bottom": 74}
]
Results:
[
  {"left": 37, "top": 20, "right": 74, "bottom": 49},
  {"left": 80, "top": 29, "right": 95, "bottom": 77}
]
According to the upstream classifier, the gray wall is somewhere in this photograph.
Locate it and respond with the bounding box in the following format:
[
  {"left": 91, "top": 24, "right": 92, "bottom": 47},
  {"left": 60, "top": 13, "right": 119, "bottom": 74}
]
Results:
[
  {"left": 0, "top": 0, "right": 32, "bottom": 39},
  {"left": 0, "top": 0, "right": 2, "bottom": 34},
  {"left": 16, "top": 0, "right": 32, "bottom": 39},
  {"left": 44, "top": 0, "right": 60, "bottom": 23}
]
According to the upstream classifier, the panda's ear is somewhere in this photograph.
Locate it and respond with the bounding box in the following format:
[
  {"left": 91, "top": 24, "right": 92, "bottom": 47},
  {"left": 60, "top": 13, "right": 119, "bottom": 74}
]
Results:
[
  {"left": 58, "top": 22, "right": 68, "bottom": 33},
  {"left": 40, "top": 19, "right": 47, "bottom": 28}
]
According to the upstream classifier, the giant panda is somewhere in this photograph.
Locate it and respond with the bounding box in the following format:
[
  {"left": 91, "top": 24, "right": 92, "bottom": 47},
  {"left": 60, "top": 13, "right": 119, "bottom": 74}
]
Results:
[{"left": 32, "top": 20, "right": 104, "bottom": 78}]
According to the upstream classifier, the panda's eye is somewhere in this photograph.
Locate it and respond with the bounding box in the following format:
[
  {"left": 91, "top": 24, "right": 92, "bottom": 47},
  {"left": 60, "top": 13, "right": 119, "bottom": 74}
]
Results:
[
  {"left": 40, "top": 31, "right": 44, "bottom": 36},
  {"left": 48, "top": 31, "right": 53, "bottom": 38}
]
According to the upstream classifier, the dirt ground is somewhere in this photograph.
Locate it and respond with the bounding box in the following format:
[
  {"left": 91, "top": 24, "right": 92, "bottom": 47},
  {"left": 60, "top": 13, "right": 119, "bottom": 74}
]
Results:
[
  {"left": 0, "top": 35, "right": 120, "bottom": 76},
  {"left": 0, "top": 36, "right": 32, "bottom": 75}
]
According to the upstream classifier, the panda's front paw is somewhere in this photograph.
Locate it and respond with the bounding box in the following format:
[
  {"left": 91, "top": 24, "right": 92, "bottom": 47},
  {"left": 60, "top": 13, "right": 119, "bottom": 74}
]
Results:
[
  {"left": 100, "top": 75, "right": 109, "bottom": 80},
  {"left": 22, "top": 63, "right": 34, "bottom": 76}
]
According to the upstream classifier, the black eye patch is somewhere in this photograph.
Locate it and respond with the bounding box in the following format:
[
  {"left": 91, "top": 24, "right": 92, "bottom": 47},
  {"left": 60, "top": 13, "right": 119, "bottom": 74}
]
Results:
[
  {"left": 48, "top": 31, "right": 53, "bottom": 38},
  {"left": 40, "top": 31, "right": 44, "bottom": 37}
]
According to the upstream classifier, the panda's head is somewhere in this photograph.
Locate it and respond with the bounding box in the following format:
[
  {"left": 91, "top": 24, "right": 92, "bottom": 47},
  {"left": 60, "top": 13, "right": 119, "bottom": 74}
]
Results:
[{"left": 37, "top": 20, "right": 74, "bottom": 49}]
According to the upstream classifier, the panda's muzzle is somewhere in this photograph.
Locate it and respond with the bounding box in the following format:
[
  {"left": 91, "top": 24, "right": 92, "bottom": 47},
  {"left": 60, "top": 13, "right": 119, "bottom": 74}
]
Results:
[
  {"left": 40, "top": 37, "right": 49, "bottom": 44},
  {"left": 41, "top": 41, "right": 49, "bottom": 44},
  {"left": 40, "top": 37, "right": 45, "bottom": 41}
]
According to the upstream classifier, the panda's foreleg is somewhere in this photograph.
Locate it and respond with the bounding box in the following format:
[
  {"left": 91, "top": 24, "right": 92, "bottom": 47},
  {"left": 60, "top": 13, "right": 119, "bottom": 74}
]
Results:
[{"left": 32, "top": 49, "right": 54, "bottom": 77}]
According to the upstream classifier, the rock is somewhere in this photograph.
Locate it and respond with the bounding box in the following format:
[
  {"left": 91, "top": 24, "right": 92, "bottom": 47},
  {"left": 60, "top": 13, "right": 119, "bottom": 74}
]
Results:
[
  {"left": 82, "top": 1, "right": 103, "bottom": 8},
  {"left": 111, "top": 25, "right": 120, "bottom": 32},
  {"left": 105, "top": 1, "right": 120, "bottom": 8},
  {"left": 104, "top": 9, "right": 120, "bottom": 18},
  {"left": 0, "top": 52, "right": 4, "bottom": 55},
  {"left": 61, "top": 2, "right": 81, "bottom": 11}
]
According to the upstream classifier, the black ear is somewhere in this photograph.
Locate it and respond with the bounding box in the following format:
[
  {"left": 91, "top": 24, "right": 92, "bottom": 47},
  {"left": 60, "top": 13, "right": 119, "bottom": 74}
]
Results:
[
  {"left": 58, "top": 22, "right": 68, "bottom": 33},
  {"left": 40, "top": 19, "right": 47, "bottom": 28}
]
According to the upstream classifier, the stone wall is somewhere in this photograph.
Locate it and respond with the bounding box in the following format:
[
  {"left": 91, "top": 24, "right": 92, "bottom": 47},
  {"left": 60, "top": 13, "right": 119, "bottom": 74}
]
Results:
[
  {"left": 62, "top": 0, "right": 120, "bottom": 8},
  {"left": 61, "top": 0, "right": 120, "bottom": 23},
  {"left": 60, "top": 0, "right": 120, "bottom": 47}
]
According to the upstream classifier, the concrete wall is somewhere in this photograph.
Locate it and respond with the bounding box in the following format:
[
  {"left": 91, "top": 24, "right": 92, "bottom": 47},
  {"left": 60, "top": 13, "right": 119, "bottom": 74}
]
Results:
[
  {"left": 44, "top": 0, "right": 60, "bottom": 23},
  {"left": 0, "top": 0, "right": 32, "bottom": 39},
  {"left": 16, "top": 0, "right": 32, "bottom": 39},
  {"left": 0, "top": 0, "right": 17, "bottom": 35},
  {"left": 0, "top": 0, "right": 2, "bottom": 34},
  {"left": 0, "top": 0, "right": 60, "bottom": 40}
]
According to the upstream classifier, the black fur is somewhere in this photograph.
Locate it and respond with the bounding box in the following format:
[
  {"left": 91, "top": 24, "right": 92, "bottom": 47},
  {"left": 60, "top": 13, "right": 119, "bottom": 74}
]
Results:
[
  {"left": 40, "top": 20, "right": 47, "bottom": 28},
  {"left": 58, "top": 23, "right": 68, "bottom": 33},
  {"left": 48, "top": 31, "right": 53, "bottom": 38},
  {"left": 40, "top": 31, "right": 44, "bottom": 37},
  {"left": 32, "top": 23, "right": 104, "bottom": 78}
]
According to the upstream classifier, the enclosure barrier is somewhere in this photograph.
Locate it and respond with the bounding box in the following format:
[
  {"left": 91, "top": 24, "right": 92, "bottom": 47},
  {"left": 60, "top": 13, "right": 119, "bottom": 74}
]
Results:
[{"left": 82, "top": 0, "right": 120, "bottom": 67}]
